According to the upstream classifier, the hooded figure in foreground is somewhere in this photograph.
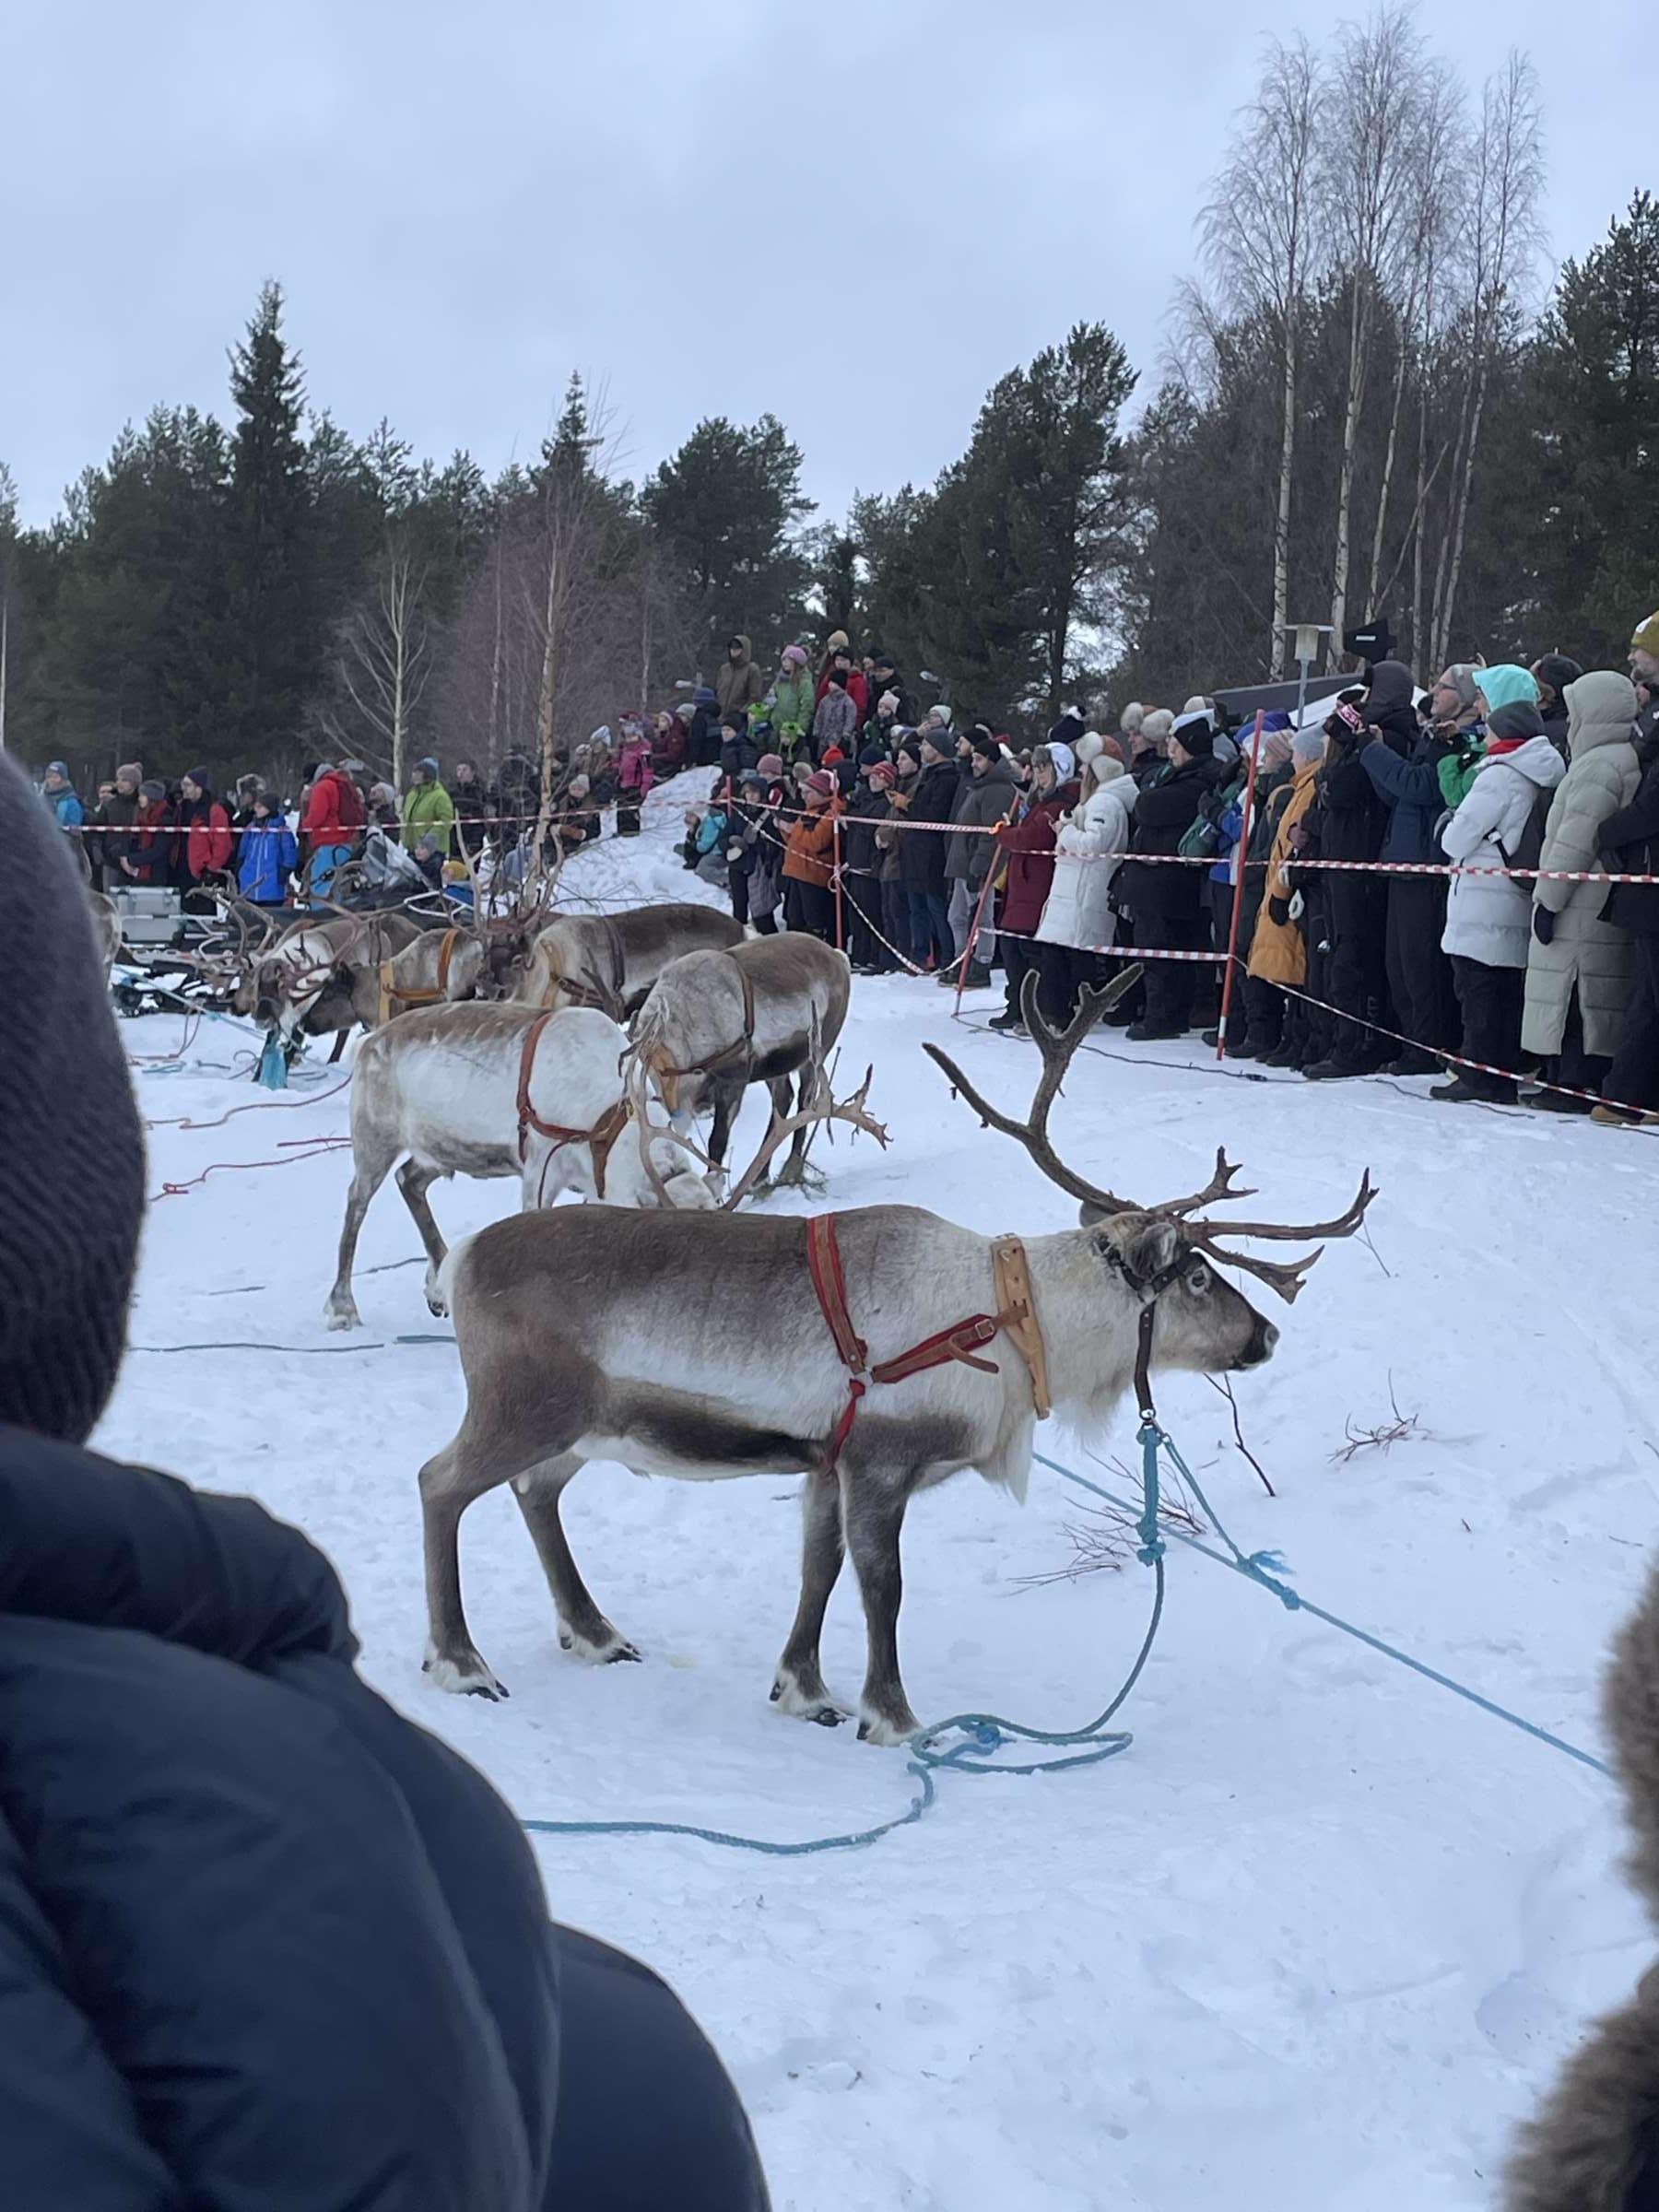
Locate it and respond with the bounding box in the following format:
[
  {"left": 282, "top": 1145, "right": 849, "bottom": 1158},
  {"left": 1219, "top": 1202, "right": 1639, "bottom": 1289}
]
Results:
[
  {"left": 1507, "top": 1559, "right": 1659, "bottom": 2209},
  {"left": 0, "top": 749, "right": 768, "bottom": 2210}
]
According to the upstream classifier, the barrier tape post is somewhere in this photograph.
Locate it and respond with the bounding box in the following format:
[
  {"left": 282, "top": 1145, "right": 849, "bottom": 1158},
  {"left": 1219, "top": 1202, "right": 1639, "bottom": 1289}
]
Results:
[
  {"left": 832, "top": 813, "right": 845, "bottom": 954},
  {"left": 952, "top": 859, "right": 1002, "bottom": 1015},
  {"left": 1216, "top": 711, "right": 1265, "bottom": 1062}
]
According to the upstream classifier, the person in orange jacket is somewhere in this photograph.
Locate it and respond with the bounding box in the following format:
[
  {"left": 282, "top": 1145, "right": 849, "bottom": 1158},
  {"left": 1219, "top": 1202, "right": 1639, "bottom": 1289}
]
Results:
[{"left": 782, "top": 769, "right": 842, "bottom": 940}]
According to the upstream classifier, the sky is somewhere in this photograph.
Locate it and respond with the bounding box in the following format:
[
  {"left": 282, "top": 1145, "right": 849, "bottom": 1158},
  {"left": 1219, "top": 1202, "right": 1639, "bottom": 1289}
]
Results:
[{"left": 0, "top": 0, "right": 1644, "bottom": 532}]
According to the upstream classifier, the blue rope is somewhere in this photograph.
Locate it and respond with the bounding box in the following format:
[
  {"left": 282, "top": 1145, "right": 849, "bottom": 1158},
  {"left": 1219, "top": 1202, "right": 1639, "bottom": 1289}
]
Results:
[{"left": 1031, "top": 1447, "right": 1612, "bottom": 1780}]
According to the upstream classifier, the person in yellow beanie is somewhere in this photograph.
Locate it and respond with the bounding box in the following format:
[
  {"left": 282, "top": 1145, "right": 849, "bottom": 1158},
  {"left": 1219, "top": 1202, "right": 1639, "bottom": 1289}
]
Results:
[{"left": 1632, "top": 610, "right": 1659, "bottom": 747}]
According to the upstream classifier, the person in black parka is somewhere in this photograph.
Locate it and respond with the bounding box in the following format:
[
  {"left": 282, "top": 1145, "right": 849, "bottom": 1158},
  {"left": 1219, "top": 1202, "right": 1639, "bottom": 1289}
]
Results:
[
  {"left": 1357, "top": 657, "right": 1460, "bottom": 1074},
  {"left": 1116, "top": 711, "right": 1224, "bottom": 1040},
  {"left": 0, "top": 747, "right": 770, "bottom": 2212},
  {"left": 1303, "top": 699, "right": 1392, "bottom": 1078}
]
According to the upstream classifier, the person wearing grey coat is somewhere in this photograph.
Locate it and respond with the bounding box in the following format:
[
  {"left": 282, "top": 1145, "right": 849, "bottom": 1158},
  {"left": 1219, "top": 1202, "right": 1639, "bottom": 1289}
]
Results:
[
  {"left": 943, "top": 745, "right": 1020, "bottom": 971},
  {"left": 1522, "top": 671, "right": 1642, "bottom": 1105}
]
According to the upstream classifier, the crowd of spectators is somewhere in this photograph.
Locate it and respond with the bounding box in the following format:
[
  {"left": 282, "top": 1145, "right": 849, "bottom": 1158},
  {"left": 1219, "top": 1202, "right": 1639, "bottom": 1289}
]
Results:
[{"left": 35, "top": 610, "right": 1659, "bottom": 1120}]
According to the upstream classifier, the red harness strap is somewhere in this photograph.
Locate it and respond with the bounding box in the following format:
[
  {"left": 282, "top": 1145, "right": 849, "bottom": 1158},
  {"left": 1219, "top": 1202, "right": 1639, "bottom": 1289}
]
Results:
[
  {"left": 806, "top": 1212, "right": 1013, "bottom": 1468},
  {"left": 515, "top": 1013, "right": 629, "bottom": 1200}
]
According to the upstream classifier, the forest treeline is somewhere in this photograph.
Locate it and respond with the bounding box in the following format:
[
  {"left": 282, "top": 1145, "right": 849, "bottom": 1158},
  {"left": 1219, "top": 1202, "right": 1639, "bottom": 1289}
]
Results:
[{"left": 1, "top": 6, "right": 1654, "bottom": 792}]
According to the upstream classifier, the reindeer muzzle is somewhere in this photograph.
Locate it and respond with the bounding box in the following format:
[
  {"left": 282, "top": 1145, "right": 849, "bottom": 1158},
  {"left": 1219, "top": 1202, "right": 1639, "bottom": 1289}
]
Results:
[{"left": 1237, "top": 1315, "right": 1279, "bottom": 1371}]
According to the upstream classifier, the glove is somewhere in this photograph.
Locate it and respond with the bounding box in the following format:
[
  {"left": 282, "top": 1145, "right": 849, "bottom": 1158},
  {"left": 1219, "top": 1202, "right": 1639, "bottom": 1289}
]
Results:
[
  {"left": 1532, "top": 907, "right": 1555, "bottom": 946},
  {"left": 1267, "top": 895, "right": 1291, "bottom": 928}
]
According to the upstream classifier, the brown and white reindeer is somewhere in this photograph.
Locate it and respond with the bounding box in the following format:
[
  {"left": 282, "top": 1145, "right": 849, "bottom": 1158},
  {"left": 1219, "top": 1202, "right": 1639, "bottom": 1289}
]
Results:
[
  {"left": 324, "top": 1001, "right": 717, "bottom": 1331},
  {"left": 520, "top": 902, "right": 744, "bottom": 1018},
  {"left": 236, "top": 909, "right": 435, "bottom": 1055},
  {"left": 416, "top": 978, "right": 1375, "bottom": 1740},
  {"left": 633, "top": 933, "right": 851, "bottom": 1187}
]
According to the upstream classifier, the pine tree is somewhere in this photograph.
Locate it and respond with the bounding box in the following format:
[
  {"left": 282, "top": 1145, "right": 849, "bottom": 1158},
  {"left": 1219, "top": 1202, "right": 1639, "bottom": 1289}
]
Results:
[
  {"left": 1527, "top": 192, "right": 1659, "bottom": 664},
  {"left": 641, "top": 414, "right": 813, "bottom": 664},
  {"left": 223, "top": 281, "right": 319, "bottom": 763}
]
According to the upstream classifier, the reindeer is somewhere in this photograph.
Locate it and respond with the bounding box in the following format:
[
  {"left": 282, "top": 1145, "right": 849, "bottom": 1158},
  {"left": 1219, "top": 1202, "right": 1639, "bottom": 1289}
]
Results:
[
  {"left": 520, "top": 902, "right": 743, "bottom": 1018},
  {"left": 633, "top": 934, "right": 850, "bottom": 1188},
  {"left": 236, "top": 909, "right": 432, "bottom": 1056},
  {"left": 324, "top": 1002, "right": 716, "bottom": 1331},
  {"left": 414, "top": 976, "right": 1375, "bottom": 1739}
]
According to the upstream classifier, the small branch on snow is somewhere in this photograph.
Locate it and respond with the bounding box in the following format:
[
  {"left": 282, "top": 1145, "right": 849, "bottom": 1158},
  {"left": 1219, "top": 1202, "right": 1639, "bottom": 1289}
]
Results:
[{"left": 1206, "top": 1373, "right": 1277, "bottom": 1497}]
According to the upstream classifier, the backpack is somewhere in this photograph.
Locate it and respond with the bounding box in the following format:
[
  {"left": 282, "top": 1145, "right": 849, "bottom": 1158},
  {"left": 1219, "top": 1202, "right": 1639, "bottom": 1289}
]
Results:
[{"left": 1498, "top": 786, "right": 1550, "bottom": 878}]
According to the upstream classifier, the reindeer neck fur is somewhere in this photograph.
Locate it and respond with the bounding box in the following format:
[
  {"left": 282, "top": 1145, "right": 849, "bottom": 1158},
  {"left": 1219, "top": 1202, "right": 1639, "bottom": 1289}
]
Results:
[{"left": 1020, "top": 1226, "right": 1147, "bottom": 1422}]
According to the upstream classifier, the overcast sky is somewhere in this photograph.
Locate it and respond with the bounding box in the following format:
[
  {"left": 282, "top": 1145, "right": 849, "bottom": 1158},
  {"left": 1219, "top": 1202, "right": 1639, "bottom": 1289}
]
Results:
[{"left": 0, "top": 0, "right": 1641, "bottom": 531}]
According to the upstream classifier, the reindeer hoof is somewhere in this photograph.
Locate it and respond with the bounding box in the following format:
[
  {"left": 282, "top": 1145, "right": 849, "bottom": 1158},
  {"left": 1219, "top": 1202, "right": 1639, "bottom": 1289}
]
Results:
[
  {"left": 771, "top": 1675, "right": 848, "bottom": 1726},
  {"left": 425, "top": 1293, "right": 450, "bottom": 1320},
  {"left": 856, "top": 1712, "right": 917, "bottom": 1748},
  {"left": 324, "top": 1305, "right": 361, "bottom": 1333},
  {"left": 423, "top": 1648, "right": 509, "bottom": 1700},
  {"left": 559, "top": 1626, "right": 641, "bottom": 1665}
]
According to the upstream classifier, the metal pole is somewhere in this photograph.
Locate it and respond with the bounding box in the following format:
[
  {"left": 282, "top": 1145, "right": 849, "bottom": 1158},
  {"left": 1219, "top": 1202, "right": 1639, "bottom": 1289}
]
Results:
[
  {"left": 1295, "top": 652, "right": 1311, "bottom": 734},
  {"left": 1215, "top": 712, "right": 1265, "bottom": 1061},
  {"left": 831, "top": 812, "right": 845, "bottom": 954}
]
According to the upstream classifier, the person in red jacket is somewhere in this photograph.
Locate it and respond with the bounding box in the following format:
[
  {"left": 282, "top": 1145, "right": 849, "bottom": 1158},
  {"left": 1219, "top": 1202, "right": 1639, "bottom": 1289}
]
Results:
[
  {"left": 300, "top": 759, "right": 368, "bottom": 904},
  {"left": 989, "top": 740, "right": 1080, "bottom": 1034},
  {"left": 815, "top": 645, "right": 869, "bottom": 725},
  {"left": 174, "top": 769, "right": 234, "bottom": 912}
]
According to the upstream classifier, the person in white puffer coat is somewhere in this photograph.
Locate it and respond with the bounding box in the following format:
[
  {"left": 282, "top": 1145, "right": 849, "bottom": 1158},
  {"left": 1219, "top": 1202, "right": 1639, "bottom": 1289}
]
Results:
[
  {"left": 1036, "top": 737, "right": 1140, "bottom": 1011},
  {"left": 1436, "top": 699, "right": 1565, "bottom": 1102}
]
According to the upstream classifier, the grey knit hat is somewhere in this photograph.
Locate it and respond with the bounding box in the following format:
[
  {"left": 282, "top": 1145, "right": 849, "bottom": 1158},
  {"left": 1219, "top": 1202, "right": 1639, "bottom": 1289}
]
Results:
[{"left": 0, "top": 751, "right": 144, "bottom": 1441}]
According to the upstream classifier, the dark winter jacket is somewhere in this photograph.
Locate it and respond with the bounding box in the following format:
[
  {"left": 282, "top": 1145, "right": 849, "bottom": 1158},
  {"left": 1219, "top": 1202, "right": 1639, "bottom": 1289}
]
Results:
[
  {"left": 718, "top": 731, "right": 762, "bottom": 791},
  {"left": 945, "top": 761, "right": 1020, "bottom": 885},
  {"left": 1360, "top": 728, "right": 1459, "bottom": 864},
  {"left": 1360, "top": 658, "right": 1419, "bottom": 755},
  {"left": 0, "top": 1427, "right": 770, "bottom": 2212},
  {"left": 1601, "top": 729, "right": 1659, "bottom": 937},
  {"left": 841, "top": 782, "right": 891, "bottom": 875},
  {"left": 451, "top": 775, "right": 492, "bottom": 853},
  {"left": 497, "top": 754, "right": 541, "bottom": 828},
  {"left": 1314, "top": 738, "right": 1390, "bottom": 865},
  {"left": 897, "top": 758, "right": 961, "bottom": 891},
  {"left": 994, "top": 779, "right": 1080, "bottom": 935},
  {"left": 714, "top": 637, "right": 768, "bottom": 720},
  {"left": 1130, "top": 746, "right": 1168, "bottom": 793},
  {"left": 1118, "top": 756, "right": 1222, "bottom": 923},
  {"left": 90, "top": 786, "right": 146, "bottom": 877}
]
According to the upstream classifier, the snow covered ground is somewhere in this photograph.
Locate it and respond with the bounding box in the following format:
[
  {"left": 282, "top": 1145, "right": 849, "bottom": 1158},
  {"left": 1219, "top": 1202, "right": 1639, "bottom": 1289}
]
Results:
[{"left": 103, "top": 783, "right": 1659, "bottom": 2210}]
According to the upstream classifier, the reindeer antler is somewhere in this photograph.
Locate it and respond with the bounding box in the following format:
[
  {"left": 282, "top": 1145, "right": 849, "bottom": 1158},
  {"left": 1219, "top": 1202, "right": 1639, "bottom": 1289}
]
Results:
[
  {"left": 922, "top": 965, "right": 1143, "bottom": 1218},
  {"left": 720, "top": 1065, "right": 889, "bottom": 1212},
  {"left": 924, "top": 965, "right": 1376, "bottom": 1301},
  {"left": 1182, "top": 1170, "right": 1379, "bottom": 1304}
]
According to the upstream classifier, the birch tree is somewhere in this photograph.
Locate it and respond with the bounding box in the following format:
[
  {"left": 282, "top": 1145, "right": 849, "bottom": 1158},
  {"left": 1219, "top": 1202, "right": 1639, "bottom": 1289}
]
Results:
[
  {"left": 326, "top": 548, "right": 432, "bottom": 788},
  {"left": 1197, "top": 32, "right": 1326, "bottom": 674},
  {"left": 1430, "top": 52, "right": 1544, "bottom": 667},
  {"left": 1318, "top": 6, "right": 1431, "bottom": 665}
]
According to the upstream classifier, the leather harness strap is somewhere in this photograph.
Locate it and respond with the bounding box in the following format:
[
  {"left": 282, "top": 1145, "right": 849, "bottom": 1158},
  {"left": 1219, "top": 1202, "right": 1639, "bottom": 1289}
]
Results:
[
  {"left": 806, "top": 1212, "right": 1052, "bottom": 1468},
  {"left": 378, "top": 927, "right": 461, "bottom": 1023},
  {"left": 649, "top": 951, "right": 759, "bottom": 1083},
  {"left": 514, "top": 1011, "right": 630, "bottom": 1196}
]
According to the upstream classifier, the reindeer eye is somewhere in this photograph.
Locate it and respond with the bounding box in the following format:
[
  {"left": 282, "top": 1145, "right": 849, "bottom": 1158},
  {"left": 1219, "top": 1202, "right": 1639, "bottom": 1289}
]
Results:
[{"left": 1184, "top": 1260, "right": 1213, "bottom": 1295}]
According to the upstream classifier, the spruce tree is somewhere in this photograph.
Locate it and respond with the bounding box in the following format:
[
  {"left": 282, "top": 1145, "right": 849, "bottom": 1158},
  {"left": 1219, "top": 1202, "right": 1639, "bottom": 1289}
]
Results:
[
  {"left": 224, "top": 281, "right": 319, "bottom": 764},
  {"left": 1527, "top": 192, "right": 1659, "bottom": 663}
]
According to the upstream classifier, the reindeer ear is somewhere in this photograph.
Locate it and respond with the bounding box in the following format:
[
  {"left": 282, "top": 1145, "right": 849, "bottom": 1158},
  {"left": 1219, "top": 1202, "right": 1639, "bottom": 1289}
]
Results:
[
  {"left": 1077, "top": 1199, "right": 1112, "bottom": 1228},
  {"left": 1120, "top": 1218, "right": 1182, "bottom": 1288}
]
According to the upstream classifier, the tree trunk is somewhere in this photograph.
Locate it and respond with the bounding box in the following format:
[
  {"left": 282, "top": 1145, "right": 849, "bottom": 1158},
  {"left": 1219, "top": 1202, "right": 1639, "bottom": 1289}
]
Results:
[
  {"left": 535, "top": 547, "right": 559, "bottom": 840},
  {"left": 1271, "top": 309, "right": 1297, "bottom": 677},
  {"left": 1434, "top": 347, "right": 1490, "bottom": 672},
  {"left": 1365, "top": 328, "right": 1409, "bottom": 629},
  {"left": 1326, "top": 275, "right": 1370, "bottom": 669},
  {"left": 1410, "top": 378, "right": 1430, "bottom": 667}
]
